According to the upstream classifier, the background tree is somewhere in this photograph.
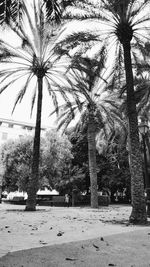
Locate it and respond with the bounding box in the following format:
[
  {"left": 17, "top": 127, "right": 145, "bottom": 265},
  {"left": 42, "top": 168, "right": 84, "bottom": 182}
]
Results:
[
  {"left": 0, "top": 130, "right": 73, "bottom": 194},
  {"left": 65, "top": 123, "right": 131, "bottom": 203},
  {"left": 0, "top": 136, "right": 33, "bottom": 192},
  {"left": 104, "top": 129, "right": 131, "bottom": 202},
  {"left": 41, "top": 129, "right": 73, "bottom": 189}
]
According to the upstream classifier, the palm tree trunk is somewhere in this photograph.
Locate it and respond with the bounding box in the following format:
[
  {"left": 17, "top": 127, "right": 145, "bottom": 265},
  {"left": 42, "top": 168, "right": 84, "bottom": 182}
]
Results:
[
  {"left": 144, "top": 133, "right": 150, "bottom": 217},
  {"left": 87, "top": 112, "right": 98, "bottom": 208},
  {"left": 25, "top": 77, "right": 43, "bottom": 211},
  {"left": 123, "top": 41, "right": 147, "bottom": 224}
]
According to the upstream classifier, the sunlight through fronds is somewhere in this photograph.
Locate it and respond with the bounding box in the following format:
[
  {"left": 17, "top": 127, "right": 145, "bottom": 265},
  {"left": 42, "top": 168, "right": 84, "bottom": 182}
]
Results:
[{"left": 0, "top": 1, "right": 73, "bottom": 116}]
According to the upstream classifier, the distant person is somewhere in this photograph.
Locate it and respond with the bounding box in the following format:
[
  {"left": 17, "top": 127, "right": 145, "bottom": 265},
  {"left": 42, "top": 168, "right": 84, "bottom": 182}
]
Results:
[{"left": 65, "top": 194, "right": 70, "bottom": 207}]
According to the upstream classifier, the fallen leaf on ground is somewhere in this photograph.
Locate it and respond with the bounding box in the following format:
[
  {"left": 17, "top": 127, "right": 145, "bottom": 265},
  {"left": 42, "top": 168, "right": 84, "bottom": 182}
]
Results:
[
  {"left": 57, "top": 231, "right": 64, "bottom": 236},
  {"left": 93, "top": 244, "right": 99, "bottom": 249},
  {"left": 39, "top": 240, "right": 48, "bottom": 245},
  {"left": 65, "top": 258, "right": 78, "bottom": 261}
]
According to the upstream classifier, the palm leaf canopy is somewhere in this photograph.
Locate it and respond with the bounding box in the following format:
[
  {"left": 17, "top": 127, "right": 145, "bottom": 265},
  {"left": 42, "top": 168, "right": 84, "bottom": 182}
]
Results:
[
  {"left": 0, "top": 0, "right": 71, "bottom": 116},
  {"left": 43, "top": 0, "right": 78, "bottom": 23},
  {"left": 0, "top": 0, "right": 22, "bottom": 25},
  {"left": 61, "top": 0, "right": 150, "bottom": 90},
  {"left": 134, "top": 73, "right": 150, "bottom": 120},
  {"left": 120, "top": 68, "right": 150, "bottom": 121},
  {"left": 50, "top": 53, "right": 124, "bottom": 136},
  {"left": 0, "top": 0, "right": 78, "bottom": 25}
]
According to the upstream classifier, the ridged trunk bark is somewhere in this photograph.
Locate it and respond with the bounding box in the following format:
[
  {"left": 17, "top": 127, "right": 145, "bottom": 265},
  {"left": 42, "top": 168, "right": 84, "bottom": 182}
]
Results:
[
  {"left": 123, "top": 41, "right": 147, "bottom": 224},
  {"left": 87, "top": 114, "right": 98, "bottom": 208},
  {"left": 25, "top": 77, "right": 43, "bottom": 211},
  {"left": 144, "top": 133, "right": 150, "bottom": 217}
]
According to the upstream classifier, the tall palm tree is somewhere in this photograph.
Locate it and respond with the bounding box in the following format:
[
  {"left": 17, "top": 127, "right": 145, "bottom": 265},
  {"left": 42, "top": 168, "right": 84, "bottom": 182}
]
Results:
[
  {"left": 0, "top": 1, "right": 71, "bottom": 211},
  {"left": 60, "top": 0, "right": 150, "bottom": 224},
  {"left": 51, "top": 55, "right": 124, "bottom": 208}
]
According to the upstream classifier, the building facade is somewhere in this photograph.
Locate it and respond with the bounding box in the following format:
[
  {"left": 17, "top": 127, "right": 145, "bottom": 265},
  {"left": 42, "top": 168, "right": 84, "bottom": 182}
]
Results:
[{"left": 0, "top": 118, "right": 47, "bottom": 146}]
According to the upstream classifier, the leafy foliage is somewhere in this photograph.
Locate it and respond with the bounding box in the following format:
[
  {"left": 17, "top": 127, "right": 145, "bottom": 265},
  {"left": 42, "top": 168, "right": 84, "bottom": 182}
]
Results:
[
  {"left": 41, "top": 129, "right": 73, "bottom": 189},
  {"left": 66, "top": 127, "right": 131, "bottom": 199},
  {"left": 0, "top": 136, "right": 33, "bottom": 192},
  {"left": 104, "top": 131, "right": 131, "bottom": 201},
  {"left": 0, "top": 131, "right": 73, "bottom": 192}
]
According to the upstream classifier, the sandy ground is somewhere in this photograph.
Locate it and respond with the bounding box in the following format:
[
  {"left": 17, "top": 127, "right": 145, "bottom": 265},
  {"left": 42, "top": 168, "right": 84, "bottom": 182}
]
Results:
[{"left": 0, "top": 203, "right": 150, "bottom": 266}]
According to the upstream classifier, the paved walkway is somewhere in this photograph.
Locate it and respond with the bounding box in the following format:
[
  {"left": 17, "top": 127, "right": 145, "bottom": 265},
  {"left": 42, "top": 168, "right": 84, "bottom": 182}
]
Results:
[{"left": 1, "top": 228, "right": 150, "bottom": 266}]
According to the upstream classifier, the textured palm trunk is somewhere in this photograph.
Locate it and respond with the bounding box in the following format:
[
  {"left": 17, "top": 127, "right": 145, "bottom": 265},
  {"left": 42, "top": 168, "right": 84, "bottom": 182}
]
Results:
[
  {"left": 87, "top": 112, "right": 98, "bottom": 208},
  {"left": 144, "top": 133, "right": 150, "bottom": 217},
  {"left": 25, "top": 77, "right": 43, "bottom": 211},
  {"left": 123, "top": 41, "right": 147, "bottom": 224}
]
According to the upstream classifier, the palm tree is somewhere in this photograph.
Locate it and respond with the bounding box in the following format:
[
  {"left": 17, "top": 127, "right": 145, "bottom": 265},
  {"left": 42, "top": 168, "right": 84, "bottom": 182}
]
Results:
[
  {"left": 61, "top": 0, "right": 150, "bottom": 223},
  {"left": 51, "top": 55, "right": 124, "bottom": 208},
  {"left": 0, "top": 1, "right": 71, "bottom": 211}
]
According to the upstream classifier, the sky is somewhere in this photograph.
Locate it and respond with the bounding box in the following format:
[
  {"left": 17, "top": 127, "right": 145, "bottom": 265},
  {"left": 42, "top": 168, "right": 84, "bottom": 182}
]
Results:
[{"left": 0, "top": 84, "right": 58, "bottom": 127}]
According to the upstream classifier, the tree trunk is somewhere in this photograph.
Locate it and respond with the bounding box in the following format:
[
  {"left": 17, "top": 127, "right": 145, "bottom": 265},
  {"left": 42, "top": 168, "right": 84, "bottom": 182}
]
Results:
[
  {"left": 25, "top": 77, "right": 43, "bottom": 211},
  {"left": 144, "top": 133, "right": 150, "bottom": 217},
  {"left": 87, "top": 113, "right": 98, "bottom": 208},
  {"left": 123, "top": 41, "right": 147, "bottom": 224}
]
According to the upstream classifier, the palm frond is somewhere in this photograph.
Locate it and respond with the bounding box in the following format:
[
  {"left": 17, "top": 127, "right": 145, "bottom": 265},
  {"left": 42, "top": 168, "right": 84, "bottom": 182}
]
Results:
[
  {"left": 54, "top": 31, "right": 100, "bottom": 56},
  {"left": 11, "top": 73, "right": 33, "bottom": 114},
  {"left": 10, "top": 0, "right": 23, "bottom": 25},
  {"left": 0, "top": 71, "right": 29, "bottom": 94},
  {"left": 43, "top": 0, "right": 62, "bottom": 24},
  {"left": 0, "top": 0, "right": 22, "bottom": 25},
  {"left": 30, "top": 81, "right": 38, "bottom": 118}
]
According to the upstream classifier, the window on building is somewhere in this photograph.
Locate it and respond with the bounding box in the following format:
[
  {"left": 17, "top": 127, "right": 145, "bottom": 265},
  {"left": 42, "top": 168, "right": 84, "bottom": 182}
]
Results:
[
  {"left": 2, "top": 132, "right": 8, "bottom": 140},
  {"left": 27, "top": 127, "right": 33, "bottom": 131},
  {"left": 8, "top": 123, "right": 13, "bottom": 128},
  {"left": 22, "top": 126, "right": 27, "bottom": 130}
]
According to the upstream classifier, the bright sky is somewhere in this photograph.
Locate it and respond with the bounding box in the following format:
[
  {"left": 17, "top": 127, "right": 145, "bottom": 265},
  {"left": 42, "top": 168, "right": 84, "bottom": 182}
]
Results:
[{"left": 0, "top": 83, "right": 58, "bottom": 127}]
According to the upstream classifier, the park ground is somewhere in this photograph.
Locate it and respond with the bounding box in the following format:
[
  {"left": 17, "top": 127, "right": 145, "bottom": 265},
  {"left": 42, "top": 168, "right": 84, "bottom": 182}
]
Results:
[{"left": 0, "top": 203, "right": 150, "bottom": 266}]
